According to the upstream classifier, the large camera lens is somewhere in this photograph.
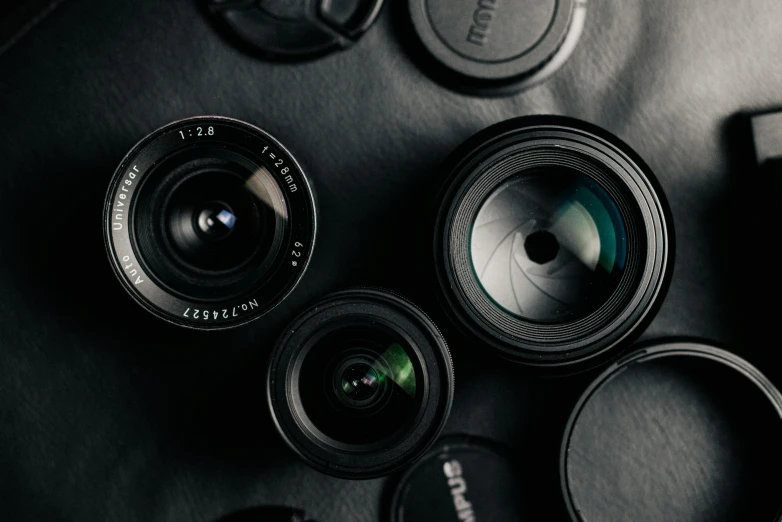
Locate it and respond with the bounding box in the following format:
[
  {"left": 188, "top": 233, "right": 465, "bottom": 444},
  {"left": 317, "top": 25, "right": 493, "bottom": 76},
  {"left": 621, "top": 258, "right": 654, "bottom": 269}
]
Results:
[
  {"left": 434, "top": 116, "right": 672, "bottom": 370},
  {"left": 104, "top": 116, "right": 316, "bottom": 329},
  {"left": 267, "top": 289, "right": 454, "bottom": 479}
]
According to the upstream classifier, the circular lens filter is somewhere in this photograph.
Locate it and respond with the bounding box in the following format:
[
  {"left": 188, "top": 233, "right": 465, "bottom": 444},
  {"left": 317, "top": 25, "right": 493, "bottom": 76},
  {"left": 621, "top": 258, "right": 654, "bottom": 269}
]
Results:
[{"left": 561, "top": 341, "right": 782, "bottom": 522}]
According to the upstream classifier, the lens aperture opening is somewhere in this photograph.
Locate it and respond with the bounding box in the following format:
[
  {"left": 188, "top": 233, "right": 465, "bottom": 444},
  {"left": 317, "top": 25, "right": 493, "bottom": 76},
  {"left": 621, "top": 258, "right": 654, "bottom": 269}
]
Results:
[
  {"left": 470, "top": 168, "right": 627, "bottom": 323},
  {"left": 341, "top": 363, "right": 381, "bottom": 400}
]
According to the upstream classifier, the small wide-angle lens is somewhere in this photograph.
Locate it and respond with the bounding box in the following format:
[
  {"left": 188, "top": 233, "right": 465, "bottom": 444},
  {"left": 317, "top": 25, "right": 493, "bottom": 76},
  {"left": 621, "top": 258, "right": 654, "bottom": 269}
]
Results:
[{"left": 267, "top": 289, "right": 453, "bottom": 479}]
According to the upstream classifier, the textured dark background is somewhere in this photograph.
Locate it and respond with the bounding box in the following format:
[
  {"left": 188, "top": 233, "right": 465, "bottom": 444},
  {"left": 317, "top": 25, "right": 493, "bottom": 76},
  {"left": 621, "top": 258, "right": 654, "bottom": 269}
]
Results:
[{"left": 1, "top": 0, "right": 781, "bottom": 521}]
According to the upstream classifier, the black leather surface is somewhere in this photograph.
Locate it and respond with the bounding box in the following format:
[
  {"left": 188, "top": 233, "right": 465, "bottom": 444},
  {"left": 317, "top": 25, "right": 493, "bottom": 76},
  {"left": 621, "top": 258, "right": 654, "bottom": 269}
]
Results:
[
  {"left": 1, "top": 1, "right": 781, "bottom": 521},
  {"left": 566, "top": 357, "right": 782, "bottom": 521}
]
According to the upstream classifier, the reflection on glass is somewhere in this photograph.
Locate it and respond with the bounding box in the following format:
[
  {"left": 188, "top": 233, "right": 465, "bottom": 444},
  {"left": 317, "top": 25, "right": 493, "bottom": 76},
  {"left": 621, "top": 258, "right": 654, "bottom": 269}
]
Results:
[{"left": 470, "top": 169, "right": 626, "bottom": 323}]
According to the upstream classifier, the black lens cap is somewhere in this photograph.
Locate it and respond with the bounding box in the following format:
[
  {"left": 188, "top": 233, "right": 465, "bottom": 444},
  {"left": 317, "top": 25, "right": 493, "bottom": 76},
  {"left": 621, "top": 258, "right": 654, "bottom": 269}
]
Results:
[
  {"left": 389, "top": 435, "right": 528, "bottom": 522},
  {"left": 408, "top": 0, "right": 586, "bottom": 95},
  {"left": 209, "top": 0, "right": 385, "bottom": 59}
]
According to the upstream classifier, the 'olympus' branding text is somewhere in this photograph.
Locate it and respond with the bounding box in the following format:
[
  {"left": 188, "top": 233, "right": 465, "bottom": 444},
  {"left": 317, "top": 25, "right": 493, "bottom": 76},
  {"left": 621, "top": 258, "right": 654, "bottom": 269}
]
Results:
[
  {"left": 467, "top": 0, "right": 499, "bottom": 47},
  {"left": 443, "top": 460, "right": 476, "bottom": 521}
]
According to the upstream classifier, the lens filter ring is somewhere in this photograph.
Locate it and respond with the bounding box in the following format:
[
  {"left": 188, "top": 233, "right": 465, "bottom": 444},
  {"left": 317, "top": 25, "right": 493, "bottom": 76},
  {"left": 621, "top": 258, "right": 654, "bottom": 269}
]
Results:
[
  {"left": 434, "top": 116, "right": 673, "bottom": 370},
  {"left": 103, "top": 116, "right": 316, "bottom": 330},
  {"left": 560, "top": 340, "right": 782, "bottom": 521},
  {"left": 267, "top": 288, "right": 454, "bottom": 479}
]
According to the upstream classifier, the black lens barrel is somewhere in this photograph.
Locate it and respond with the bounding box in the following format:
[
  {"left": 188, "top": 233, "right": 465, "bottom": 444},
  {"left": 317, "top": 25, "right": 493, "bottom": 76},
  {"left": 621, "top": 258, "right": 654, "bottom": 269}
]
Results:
[
  {"left": 267, "top": 288, "right": 454, "bottom": 479},
  {"left": 434, "top": 116, "right": 673, "bottom": 371}
]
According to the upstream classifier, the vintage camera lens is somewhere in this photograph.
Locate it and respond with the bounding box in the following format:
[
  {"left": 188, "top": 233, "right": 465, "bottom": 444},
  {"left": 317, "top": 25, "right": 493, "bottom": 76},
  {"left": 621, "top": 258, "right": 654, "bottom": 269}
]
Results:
[
  {"left": 104, "top": 116, "right": 316, "bottom": 329},
  {"left": 267, "top": 288, "right": 454, "bottom": 479},
  {"left": 434, "top": 116, "right": 672, "bottom": 370}
]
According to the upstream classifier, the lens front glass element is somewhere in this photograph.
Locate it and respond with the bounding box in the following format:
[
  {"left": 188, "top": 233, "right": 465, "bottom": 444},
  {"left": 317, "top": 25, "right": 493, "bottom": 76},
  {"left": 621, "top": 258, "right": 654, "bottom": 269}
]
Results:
[
  {"left": 133, "top": 149, "right": 288, "bottom": 302},
  {"left": 164, "top": 168, "right": 279, "bottom": 272},
  {"left": 470, "top": 168, "right": 627, "bottom": 323},
  {"left": 298, "top": 325, "right": 420, "bottom": 445},
  {"left": 341, "top": 364, "right": 381, "bottom": 400}
]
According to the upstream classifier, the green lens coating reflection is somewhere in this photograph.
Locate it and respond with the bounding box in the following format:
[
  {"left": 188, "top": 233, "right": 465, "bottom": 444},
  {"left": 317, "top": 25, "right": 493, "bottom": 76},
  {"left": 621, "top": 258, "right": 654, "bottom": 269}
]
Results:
[{"left": 376, "top": 343, "right": 416, "bottom": 398}]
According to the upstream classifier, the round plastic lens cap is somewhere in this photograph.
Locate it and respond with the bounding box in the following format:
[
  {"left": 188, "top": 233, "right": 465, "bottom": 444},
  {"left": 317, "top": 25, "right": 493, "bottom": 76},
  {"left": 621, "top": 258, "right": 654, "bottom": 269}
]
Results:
[
  {"left": 209, "top": 0, "right": 385, "bottom": 59},
  {"left": 389, "top": 436, "right": 529, "bottom": 521},
  {"left": 408, "top": 0, "right": 587, "bottom": 94}
]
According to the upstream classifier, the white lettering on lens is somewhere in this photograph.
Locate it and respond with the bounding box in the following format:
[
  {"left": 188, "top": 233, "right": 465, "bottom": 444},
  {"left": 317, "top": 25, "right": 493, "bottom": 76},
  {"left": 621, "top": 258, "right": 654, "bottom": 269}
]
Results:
[
  {"left": 115, "top": 165, "right": 140, "bottom": 230},
  {"left": 283, "top": 174, "right": 298, "bottom": 193},
  {"left": 182, "top": 300, "right": 259, "bottom": 321},
  {"left": 443, "top": 460, "right": 476, "bottom": 522},
  {"left": 122, "top": 261, "right": 144, "bottom": 285}
]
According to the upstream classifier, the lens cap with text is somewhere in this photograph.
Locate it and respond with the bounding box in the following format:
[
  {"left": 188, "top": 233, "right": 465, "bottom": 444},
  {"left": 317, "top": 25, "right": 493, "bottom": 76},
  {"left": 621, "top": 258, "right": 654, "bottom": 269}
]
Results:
[
  {"left": 389, "top": 436, "right": 529, "bottom": 522},
  {"left": 209, "top": 0, "right": 385, "bottom": 59},
  {"left": 408, "top": 0, "right": 586, "bottom": 95}
]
